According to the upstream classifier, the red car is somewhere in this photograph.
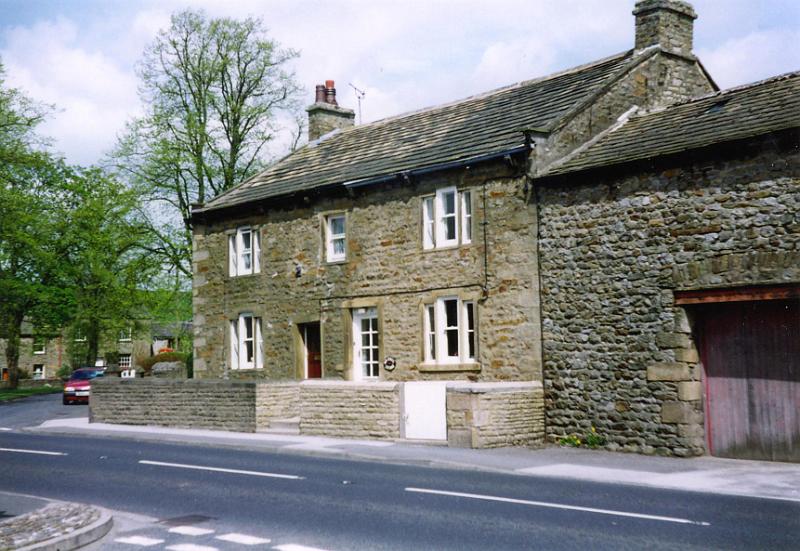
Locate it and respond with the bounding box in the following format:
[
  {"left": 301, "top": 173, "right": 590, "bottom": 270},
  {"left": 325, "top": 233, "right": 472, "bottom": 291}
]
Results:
[{"left": 63, "top": 368, "right": 105, "bottom": 405}]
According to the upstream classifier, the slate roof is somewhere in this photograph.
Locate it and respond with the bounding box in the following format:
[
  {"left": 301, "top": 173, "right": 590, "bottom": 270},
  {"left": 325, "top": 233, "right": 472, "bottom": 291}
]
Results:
[
  {"left": 199, "top": 50, "right": 639, "bottom": 213},
  {"left": 542, "top": 71, "right": 800, "bottom": 177}
]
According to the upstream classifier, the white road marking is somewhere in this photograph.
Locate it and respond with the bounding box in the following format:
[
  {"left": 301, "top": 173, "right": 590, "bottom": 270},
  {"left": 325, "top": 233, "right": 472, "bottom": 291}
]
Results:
[
  {"left": 216, "top": 533, "right": 271, "bottom": 545},
  {"left": 0, "top": 427, "right": 13, "bottom": 431},
  {"left": 0, "top": 447, "right": 66, "bottom": 456},
  {"left": 168, "top": 526, "right": 215, "bottom": 536},
  {"left": 405, "top": 487, "right": 711, "bottom": 526},
  {"left": 166, "top": 545, "right": 218, "bottom": 551},
  {"left": 139, "top": 460, "right": 304, "bottom": 480},
  {"left": 114, "top": 535, "right": 165, "bottom": 546},
  {"left": 273, "top": 545, "right": 332, "bottom": 551}
]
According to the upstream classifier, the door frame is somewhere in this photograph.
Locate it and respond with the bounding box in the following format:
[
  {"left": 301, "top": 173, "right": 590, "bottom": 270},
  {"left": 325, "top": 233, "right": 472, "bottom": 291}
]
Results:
[
  {"left": 352, "top": 307, "right": 379, "bottom": 382},
  {"left": 293, "top": 319, "right": 322, "bottom": 379}
]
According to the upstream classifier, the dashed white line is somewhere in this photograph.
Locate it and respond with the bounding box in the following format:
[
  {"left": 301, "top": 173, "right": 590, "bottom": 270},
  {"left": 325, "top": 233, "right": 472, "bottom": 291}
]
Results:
[
  {"left": 114, "top": 535, "right": 165, "bottom": 546},
  {"left": 139, "top": 460, "right": 304, "bottom": 480},
  {"left": 216, "top": 533, "right": 271, "bottom": 545},
  {"left": 273, "top": 545, "right": 332, "bottom": 551},
  {"left": 168, "top": 526, "right": 215, "bottom": 536},
  {"left": 0, "top": 427, "right": 14, "bottom": 431},
  {"left": 166, "top": 544, "right": 219, "bottom": 551},
  {"left": 0, "top": 447, "right": 66, "bottom": 456},
  {"left": 405, "top": 487, "right": 711, "bottom": 526}
]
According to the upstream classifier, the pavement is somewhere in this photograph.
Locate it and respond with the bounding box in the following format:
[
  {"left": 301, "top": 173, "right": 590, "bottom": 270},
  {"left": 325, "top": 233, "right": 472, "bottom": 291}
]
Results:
[{"left": 3, "top": 415, "right": 798, "bottom": 549}]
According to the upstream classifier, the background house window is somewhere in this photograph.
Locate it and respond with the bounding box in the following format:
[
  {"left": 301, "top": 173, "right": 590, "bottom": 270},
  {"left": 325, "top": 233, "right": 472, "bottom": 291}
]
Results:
[
  {"left": 423, "top": 297, "right": 476, "bottom": 364},
  {"left": 32, "top": 337, "right": 46, "bottom": 355},
  {"left": 119, "top": 354, "right": 131, "bottom": 370},
  {"left": 74, "top": 328, "right": 86, "bottom": 342},
  {"left": 32, "top": 364, "right": 44, "bottom": 380},
  {"left": 230, "top": 313, "right": 263, "bottom": 370},
  {"left": 422, "top": 187, "right": 472, "bottom": 249},
  {"left": 326, "top": 214, "right": 346, "bottom": 262},
  {"left": 228, "top": 227, "right": 261, "bottom": 277},
  {"left": 119, "top": 327, "right": 132, "bottom": 342}
]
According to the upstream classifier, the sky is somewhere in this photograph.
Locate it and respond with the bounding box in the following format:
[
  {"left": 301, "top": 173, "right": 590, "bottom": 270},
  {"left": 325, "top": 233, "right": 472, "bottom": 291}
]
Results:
[{"left": 0, "top": 0, "right": 797, "bottom": 166}]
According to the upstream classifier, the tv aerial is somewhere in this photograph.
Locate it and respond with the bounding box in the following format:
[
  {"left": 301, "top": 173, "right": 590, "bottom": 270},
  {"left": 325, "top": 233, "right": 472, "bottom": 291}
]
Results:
[{"left": 349, "top": 83, "right": 366, "bottom": 124}]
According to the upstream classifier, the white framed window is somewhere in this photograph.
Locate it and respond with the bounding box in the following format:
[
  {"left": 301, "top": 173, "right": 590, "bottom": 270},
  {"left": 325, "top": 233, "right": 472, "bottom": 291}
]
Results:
[
  {"left": 119, "top": 354, "right": 132, "bottom": 369},
  {"left": 352, "top": 308, "right": 379, "bottom": 380},
  {"left": 32, "top": 364, "right": 44, "bottom": 380},
  {"left": 119, "top": 327, "right": 132, "bottom": 342},
  {"left": 230, "top": 313, "right": 263, "bottom": 370},
  {"left": 325, "top": 214, "right": 346, "bottom": 262},
  {"left": 422, "top": 187, "right": 473, "bottom": 249},
  {"left": 32, "top": 337, "right": 46, "bottom": 355},
  {"left": 228, "top": 227, "right": 261, "bottom": 277},
  {"left": 423, "top": 297, "right": 476, "bottom": 364},
  {"left": 74, "top": 328, "right": 86, "bottom": 342}
]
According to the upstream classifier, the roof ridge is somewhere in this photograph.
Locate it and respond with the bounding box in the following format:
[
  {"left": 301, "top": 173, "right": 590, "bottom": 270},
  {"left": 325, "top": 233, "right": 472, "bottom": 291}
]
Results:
[{"left": 349, "top": 49, "right": 633, "bottom": 131}]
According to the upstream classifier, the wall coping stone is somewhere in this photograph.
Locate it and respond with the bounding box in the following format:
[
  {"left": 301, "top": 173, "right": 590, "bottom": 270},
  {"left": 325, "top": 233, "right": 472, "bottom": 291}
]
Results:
[
  {"left": 300, "top": 380, "right": 399, "bottom": 391},
  {"left": 447, "top": 381, "right": 543, "bottom": 394},
  {"left": 93, "top": 378, "right": 258, "bottom": 389}
]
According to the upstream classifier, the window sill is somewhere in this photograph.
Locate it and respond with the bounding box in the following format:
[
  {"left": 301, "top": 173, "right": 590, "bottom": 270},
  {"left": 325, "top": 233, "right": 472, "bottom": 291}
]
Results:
[
  {"left": 228, "top": 272, "right": 261, "bottom": 280},
  {"left": 418, "top": 362, "right": 480, "bottom": 373},
  {"left": 422, "top": 243, "right": 472, "bottom": 254},
  {"left": 324, "top": 259, "right": 347, "bottom": 266}
]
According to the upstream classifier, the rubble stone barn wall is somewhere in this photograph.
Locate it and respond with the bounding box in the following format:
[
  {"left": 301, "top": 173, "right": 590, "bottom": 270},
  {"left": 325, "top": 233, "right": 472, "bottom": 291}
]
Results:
[{"left": 537, "top": 134, "right": 800, "bottom": 456}]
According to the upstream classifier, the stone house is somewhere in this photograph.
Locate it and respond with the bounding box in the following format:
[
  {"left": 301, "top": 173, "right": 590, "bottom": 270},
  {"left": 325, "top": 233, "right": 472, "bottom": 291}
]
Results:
[
  {"left": 1, "top": 321, "right": 163, "bottom": 381},
  {"left": 190, "top": 1, "right": 799, "bottom": 459}
]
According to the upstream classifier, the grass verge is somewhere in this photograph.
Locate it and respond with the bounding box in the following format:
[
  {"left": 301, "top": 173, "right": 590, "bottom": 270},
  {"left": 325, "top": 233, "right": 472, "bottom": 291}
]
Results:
[{"left": 0, "top": 386, "right": 63, "bottom": 402}]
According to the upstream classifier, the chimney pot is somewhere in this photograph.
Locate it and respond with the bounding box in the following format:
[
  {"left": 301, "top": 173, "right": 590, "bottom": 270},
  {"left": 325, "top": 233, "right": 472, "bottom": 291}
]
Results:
[{"left": 315, "top": 85, "right": 326, "bottom": 103}]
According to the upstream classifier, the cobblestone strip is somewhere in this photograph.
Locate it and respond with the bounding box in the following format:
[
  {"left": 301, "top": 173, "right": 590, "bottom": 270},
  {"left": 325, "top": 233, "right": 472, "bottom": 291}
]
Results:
[{"left": 0, "top": 501, "right": 106, "bottom": 550}]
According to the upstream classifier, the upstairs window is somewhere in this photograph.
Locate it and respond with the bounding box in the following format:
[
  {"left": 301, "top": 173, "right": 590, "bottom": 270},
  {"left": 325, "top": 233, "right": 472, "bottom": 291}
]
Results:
[
  {"left": 119, "top": 327, "right": 132, "bottom": 342},
  {"left": 229, "top": 227, "right": 261, "bottom": 277},
  {"left": 230, "top": 313, "right": 263, "bottom": 370},
  {"left": 32, "top": 337, "right": 46, "bottom": 355},
  {"left": 422, "top": 187, "right": 472, "bottom": 249},
  {"left": 423, "top": 297, "right": 476, "bottom": 364},
  {"left": 325, "top": 214, "right": 346, "bottom": 262}
]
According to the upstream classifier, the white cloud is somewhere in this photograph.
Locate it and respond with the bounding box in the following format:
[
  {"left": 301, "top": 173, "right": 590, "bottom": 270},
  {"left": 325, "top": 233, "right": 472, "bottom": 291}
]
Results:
[
  {"left": 0, "top": 0, "right": 797, "bottom": 166},
  {"left": 1, "top": 17, "right": 141, "bottom": 165},
  {"left": 698, "top": 29, "right": 800, "bottom": 89}
]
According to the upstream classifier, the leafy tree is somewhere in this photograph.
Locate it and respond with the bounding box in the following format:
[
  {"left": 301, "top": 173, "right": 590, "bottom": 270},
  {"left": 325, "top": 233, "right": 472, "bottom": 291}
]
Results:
[
  {"left": 0, "top": 63, "right": 61, "bottom": 389},
  {"left": 112, "top": 10, "right": 301, "bottom": 277},
  {"left": 57, "top": 168, "right": 159, "bottom": 367}
]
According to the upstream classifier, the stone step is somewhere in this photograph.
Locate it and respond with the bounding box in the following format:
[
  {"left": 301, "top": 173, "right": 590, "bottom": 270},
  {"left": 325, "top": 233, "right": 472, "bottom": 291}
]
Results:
[{"left": 263, "top": 417, "right": 300, "bottom": 435}]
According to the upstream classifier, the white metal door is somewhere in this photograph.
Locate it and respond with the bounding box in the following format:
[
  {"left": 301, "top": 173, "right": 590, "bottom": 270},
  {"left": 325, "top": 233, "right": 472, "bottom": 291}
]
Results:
[
  {"left": 352, "top": 308, "right": 379, "bottom": 381},
  {"left": 403, "top": 381, "right": 447, "bottom": 440}
]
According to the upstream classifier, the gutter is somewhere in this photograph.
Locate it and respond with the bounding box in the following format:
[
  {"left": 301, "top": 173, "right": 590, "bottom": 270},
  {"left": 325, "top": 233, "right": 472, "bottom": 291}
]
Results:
[{"left": 341, "top": 145, "right": 528, "bottom": 190}]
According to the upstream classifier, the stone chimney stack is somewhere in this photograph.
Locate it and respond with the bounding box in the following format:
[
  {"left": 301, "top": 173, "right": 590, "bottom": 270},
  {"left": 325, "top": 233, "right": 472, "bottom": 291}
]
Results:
[
  {"left": 633, "top": 0, "right": 697, "bottom": 57},
  {"left": 306, "top": 80, "right": 355, "bottom": 141}
]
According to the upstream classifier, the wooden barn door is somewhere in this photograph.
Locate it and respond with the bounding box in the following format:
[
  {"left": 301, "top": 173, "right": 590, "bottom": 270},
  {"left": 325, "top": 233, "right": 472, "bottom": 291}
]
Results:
[{"left": 693, "top": 298, "right": 800, "bottom": 462}]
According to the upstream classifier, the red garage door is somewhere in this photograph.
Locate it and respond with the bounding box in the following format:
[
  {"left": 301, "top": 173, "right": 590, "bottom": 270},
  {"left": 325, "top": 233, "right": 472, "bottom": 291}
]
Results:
[{"left": 691, "top": 297, "right": 800, "bottom": 462}]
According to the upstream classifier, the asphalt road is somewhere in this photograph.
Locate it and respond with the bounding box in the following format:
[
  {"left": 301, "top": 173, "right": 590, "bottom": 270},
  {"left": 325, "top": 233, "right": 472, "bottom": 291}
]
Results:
[
  {"left": 0, "top": 391, "right": 85, "bottom": 429},
  {"left": 1, "top": 426, "right": 799, "bottom": 550}
]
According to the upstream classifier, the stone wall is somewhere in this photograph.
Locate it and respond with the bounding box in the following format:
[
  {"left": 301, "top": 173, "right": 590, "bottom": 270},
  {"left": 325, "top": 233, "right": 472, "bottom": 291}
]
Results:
[
  {"left": 537, "top": 136, "right": 800, "bottom": 456},
  {"left": 0, "top": 336, "right": 63, "bottom": 380},
  {"left": 299, "top": 380, "right": 400, "bottom": 440},
  {"left": 193, "top": 161, "right": 542, "bottom": 384},
  {"left": 446, "top": 381, "right": 545, "bottom": 448},
  {"left": 90, "top": 378, "right": 258, "bottom": 432},
  {"left": 256, "top": 382, "right": 300, "bottom": 429}
]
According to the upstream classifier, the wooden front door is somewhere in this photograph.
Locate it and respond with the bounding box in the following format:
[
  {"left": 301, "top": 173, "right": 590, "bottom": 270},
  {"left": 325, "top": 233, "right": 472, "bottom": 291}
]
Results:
[
  {"left": 302, "top": 322, "right": 322, "bottom": 379},
  {"left": 694, "top": 299, "right": 800, "bottom": 462}
]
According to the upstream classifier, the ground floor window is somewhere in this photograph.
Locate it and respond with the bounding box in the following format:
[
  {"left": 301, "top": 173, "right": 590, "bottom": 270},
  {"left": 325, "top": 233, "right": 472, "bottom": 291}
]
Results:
[
  {"left": 119, "top": 354, "right": 131, "bottom": 370},
  {"left": 230, "top": 314, "right": 263, "bottom": 370},
  {"left": 32, "top": 364, "right": 44, "bottom": 380},
  {"left": 352, "top": 307, "right": 379, "bottom": 380},
  {"left": 423, "top": 297, "right": 476, "bottom": 364}
]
